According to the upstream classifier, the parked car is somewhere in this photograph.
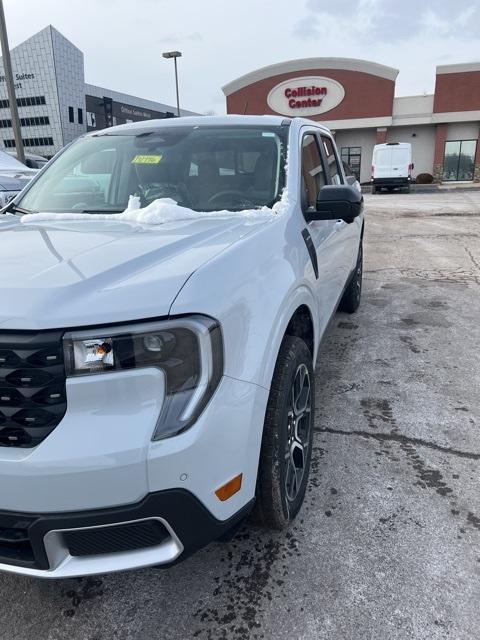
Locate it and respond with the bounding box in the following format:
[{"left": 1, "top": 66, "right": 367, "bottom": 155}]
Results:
[
  {"left": 371, "top": 142, "right": 413, "bottom": 193},
  {"left": 0, "top": 149, "right": 36, "bottom": 207},
  {"left": 0, "top": 115, "right": 364, "bottom": 578},
  {"left": 7, "top": 151, "right": 49, "bottom": 170},
  {"left": 342, "top": 160, "right": 362, "bottom": 194}
]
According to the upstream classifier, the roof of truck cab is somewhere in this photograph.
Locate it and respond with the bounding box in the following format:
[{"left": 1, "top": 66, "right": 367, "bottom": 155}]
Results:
[{"left": 86, "top": 115, "right": 332, "bottom": 137}]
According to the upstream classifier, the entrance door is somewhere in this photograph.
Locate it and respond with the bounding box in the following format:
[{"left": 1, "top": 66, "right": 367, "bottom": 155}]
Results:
[
  {"left": 341, "top": 146, "right": 361, "bottom": 181},
  {"left": 443, "top": 140, "right": 477, "bottom": 181}
]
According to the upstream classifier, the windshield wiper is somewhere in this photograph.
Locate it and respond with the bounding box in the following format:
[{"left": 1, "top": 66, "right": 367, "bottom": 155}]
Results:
[
  {"left": 2, "top": 202, "right": 34, "bottom": 215},
  {"left": 77, "top": 208, "right": 125, "bottom": 214}
]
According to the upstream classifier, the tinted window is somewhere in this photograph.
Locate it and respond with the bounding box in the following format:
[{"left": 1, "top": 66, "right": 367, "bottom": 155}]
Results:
[
  {"left": 301, "top": 134, "right": 326, "bottom": 210},
  {"left": 322, "top": 136, "right": 342, "bottom": 185},
  {"left": 443, "top": 140, "right": 477, "bottom": 181}
]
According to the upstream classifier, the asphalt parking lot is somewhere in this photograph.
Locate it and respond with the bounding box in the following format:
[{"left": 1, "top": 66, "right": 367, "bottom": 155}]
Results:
[{"left": 1, "top": 189, "right": 480, "bottom": 640}]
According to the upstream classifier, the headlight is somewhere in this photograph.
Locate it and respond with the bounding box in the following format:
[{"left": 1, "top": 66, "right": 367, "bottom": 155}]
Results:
[{"left": 63, "top": 315, "right": 223, "bottom": 440}]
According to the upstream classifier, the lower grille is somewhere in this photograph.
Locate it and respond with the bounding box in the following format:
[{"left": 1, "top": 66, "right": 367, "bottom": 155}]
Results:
[
  {"left": 0, "top": 330, "right": 67, "bottom": 447},
  {"left": 64, "top": 520, "right": 170, "bottom": 557},
  {"left": 0, "top": 523, "right": 35, "bottom": 565}
]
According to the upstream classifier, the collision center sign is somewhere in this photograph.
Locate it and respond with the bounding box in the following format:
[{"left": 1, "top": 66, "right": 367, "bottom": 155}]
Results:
[{"left": 267, "top": 76, "right": 345, "bottom": 117}]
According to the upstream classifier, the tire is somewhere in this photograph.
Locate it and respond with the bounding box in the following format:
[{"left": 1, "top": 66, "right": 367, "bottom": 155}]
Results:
[
  {"left": 253, "top": 335, "right": 314, "bottom": 530},
  {"left": 338, "top": 241, "right": 363, "bottom": 314}
]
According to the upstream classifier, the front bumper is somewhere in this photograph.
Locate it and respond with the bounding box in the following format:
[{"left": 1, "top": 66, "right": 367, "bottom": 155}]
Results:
[
  {"left": 0, "top": 369, "right": 268, "bottom": 576},
  {"left": 0, "top": 489, "right": 253, "bottom": 578}
]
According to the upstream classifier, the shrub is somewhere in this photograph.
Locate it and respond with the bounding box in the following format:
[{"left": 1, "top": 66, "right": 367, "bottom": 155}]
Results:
[{"left": 416, "top": 173, "right": 434, "bottom": 184}]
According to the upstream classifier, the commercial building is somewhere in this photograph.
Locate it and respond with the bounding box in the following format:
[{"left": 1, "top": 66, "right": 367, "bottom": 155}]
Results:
[
  {"left": 223, "top": 58, "right": 480, "bottom": 184},
  {"left": 0, "top": 25, "right": 196, "bottom": 158}
]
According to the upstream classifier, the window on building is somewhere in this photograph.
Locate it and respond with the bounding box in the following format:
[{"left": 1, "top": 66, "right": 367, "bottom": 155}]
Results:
[
  {"left": 0, "top": 96, "right": 47, "bottom": 108},
  {"left": 86, "top": 112, "right": 96, "bottom": 128},
  {"left": 68, "top": 107, "right": 74, "bottom": 123},
  {"left": 78, "top": 108, "right": 83, "bottom": 125},
  {"left": 443, "top": 140, "right": 477, "bottom": 181},
  {"left": 341, "top": 146, "right": 362, "bottom": 182},
  {"left": 0, "top": 116, "right": 50, "bottom": 128},
  {"left": 22, "top": 116, "right": 50, "bottom": 127},
  {"left": 4, "top": 137, "right": 54, "bottom": 148},
  {"left": 321, "top": 136, "right": 343, "bottom": 185},
  {"left": 301, "top": 133, "right": 326, "bottom": 210}
]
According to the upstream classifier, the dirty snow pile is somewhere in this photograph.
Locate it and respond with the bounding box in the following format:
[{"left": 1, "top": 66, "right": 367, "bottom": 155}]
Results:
[{"left": 20, "top": 187, "right": 291, "bottom": 226}]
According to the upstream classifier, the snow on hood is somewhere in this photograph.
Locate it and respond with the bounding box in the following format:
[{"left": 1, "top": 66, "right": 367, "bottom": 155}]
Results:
[
  {"left": 20, "top": 189, "right": 290, "bottom": 226},
  {"left": 20, "top": 152, "right": 291, "bottom": 226}
]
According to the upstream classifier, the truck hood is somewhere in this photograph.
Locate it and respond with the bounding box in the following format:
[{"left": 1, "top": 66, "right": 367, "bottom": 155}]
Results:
[{"left": 0, "top": 215, "right": 269, "bottom": 329}]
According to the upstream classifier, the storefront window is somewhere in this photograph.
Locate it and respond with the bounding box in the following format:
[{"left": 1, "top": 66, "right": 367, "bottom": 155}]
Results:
[
  {"left": 443, "top": 140, "right": 477, "bottom": 181},
  {"left": 341, "top": 146, "right": 361, "bottom": 181}
]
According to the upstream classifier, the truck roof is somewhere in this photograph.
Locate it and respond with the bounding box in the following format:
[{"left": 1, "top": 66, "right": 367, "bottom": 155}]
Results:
[
  {"left": 87, "top": 114, "right": 332, "bottom": 136},
  {"left": 373, "top": 142, "right": 412, "bottom": 149}
]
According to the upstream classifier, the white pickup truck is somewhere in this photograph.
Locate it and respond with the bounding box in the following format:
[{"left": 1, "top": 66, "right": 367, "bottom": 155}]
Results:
[{"left": 0, "top": 115, "right": 363, "bottom": 578}]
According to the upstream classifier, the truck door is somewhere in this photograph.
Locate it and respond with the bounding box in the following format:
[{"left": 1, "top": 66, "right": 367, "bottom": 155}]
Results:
[
  {"left": 373, "top": 146, "right": 392, "bottom": 179},
  {"left": 320, "top": 134, "right": 360, "bottom": 288},
  {"left": 299, "top": 131, "right": 341, "bottom": 333},
  {"left": 391, "top": 146, "right": 410, "bottom": 178}
]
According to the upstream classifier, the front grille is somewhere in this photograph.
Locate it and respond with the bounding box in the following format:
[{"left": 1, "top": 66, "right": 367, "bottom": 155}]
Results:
[
  {"left": 0, "top": 330, "right": 67, "bottom": 447},
  {"left": 64, "top": 520, "right": 170, "bottom": 557}
]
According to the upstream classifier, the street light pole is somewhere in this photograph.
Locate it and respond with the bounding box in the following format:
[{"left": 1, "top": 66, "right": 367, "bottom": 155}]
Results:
[
  {"left": 162, "top": 51, "right": 182, "bottom": 117},
  {"left": 0, "top": 0, "right": 25, "bottom": 163},
  {"left": 173, "top": 55, "right": 180, "bottom": 117}
]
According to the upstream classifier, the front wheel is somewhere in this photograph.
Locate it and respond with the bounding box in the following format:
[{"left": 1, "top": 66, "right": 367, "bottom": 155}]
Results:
[
  {"left": 338, "top": 241, "right": 363, "bottom": 313},
  {"left": 254, "top": 336, "right": 314, "bottom": 530}
]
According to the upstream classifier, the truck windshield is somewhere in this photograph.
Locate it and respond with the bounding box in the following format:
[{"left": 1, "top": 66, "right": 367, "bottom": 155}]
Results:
[{"left": 18, "top": 125, "right": 288, "bottom": 214}]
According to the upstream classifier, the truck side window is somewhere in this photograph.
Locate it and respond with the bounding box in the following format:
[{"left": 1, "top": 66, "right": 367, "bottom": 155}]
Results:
[
  {"left": 322, "top": 136, "right": 343, "bottom": 185},
  {"left": 301, "top": 134, "right": 326, "bottom": 210}
]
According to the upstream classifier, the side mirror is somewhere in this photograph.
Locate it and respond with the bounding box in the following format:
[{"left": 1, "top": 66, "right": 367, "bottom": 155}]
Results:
[{"left": 305, "top": 184, "right": 363, "bottom": 224}]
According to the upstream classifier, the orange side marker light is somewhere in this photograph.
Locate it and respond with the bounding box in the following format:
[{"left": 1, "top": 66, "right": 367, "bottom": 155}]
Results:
[{"left": 215, "top": 474, "right": 243, "bottom": 502}]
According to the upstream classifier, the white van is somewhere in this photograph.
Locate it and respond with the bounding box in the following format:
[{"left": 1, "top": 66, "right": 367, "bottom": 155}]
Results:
[{"left": 371, "top": 142, "right": 413, "bottom": 193}]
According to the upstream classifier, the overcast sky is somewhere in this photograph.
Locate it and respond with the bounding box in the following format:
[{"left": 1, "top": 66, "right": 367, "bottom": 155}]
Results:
[{"left": 5, "top": 0, "right": 480, "bottom": 114}]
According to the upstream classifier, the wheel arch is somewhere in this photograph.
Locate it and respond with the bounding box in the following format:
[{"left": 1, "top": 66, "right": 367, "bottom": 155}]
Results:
[
  {"left": 284, "top": 304, "right": 315, "bottom": 360},
  {"left": 260, "top": 287, "right": 318, "bottom": 391}
]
